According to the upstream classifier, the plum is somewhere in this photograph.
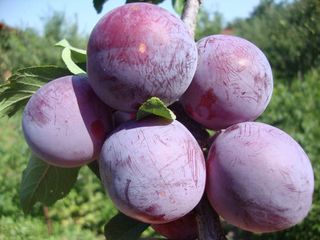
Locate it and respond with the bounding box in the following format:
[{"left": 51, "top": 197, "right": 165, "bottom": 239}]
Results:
[
  {"left": 87, "top": 3, "right": 198, "bottom": 112},
  {"left": 22, "top": 75, "right": 113, "bottom": 167},
  {"left": 99, "top": 118, "right": 206, "bottom": 224},
  {"left": 181, "top": 35, "right": 273, "bottom": 130},
  {"left": 151, "top": 211, "right": 197, "bottom": 240},
  {"left": 206, "top": 122, "right": 314, "bottom": 233},
  {"left": 112, "top": 110, "right": 136, "bottom": 128}
]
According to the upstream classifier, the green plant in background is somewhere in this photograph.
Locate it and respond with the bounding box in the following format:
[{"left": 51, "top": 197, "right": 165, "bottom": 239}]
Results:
[
  {"left": 230, "top": 0, "right": 320, "bottom": 80},
  {"left": 0, "top": 0, "right": 319, "bottom": 239},
  {"left": 0, "top": 11, "right": 87, "bottom": 82}
]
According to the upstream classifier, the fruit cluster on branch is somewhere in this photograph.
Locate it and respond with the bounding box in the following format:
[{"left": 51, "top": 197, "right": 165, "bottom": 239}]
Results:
[{"left": 19, "top": 2, "right": 314, "bottom": 240}]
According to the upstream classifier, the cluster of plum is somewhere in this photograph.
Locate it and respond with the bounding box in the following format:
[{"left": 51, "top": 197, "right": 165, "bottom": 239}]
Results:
[{"left": 21, "top": 3, "right": 314, "bottom": 239}]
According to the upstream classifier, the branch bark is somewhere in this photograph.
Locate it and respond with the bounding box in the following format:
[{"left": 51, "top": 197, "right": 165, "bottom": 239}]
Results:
[
  {"left": 181, "top": 0, "right": 202, "bottom": 39},
  {"left": 195, "top": 196, "right": 227, "bottom": 240},
  {"left": 181, "top": 1, "right": 227, "bottom": 240}
]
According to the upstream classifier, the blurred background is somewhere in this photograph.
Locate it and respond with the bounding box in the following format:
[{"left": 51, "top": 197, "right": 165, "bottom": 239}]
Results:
[{"left": 0, "top": 0, "right": 319, "bottom": 239}]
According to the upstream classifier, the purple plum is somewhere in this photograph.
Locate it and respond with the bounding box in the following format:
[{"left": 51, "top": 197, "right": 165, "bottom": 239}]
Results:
[
  {"left": 206, "top": 122, "right": 314, "bottom": 233},
  {"left": 22, "top": 75, "right": 113, "bottom": 167},
  {"left": 99, "top": 118, "right": 206, "bottom": 224},
  {"left": 181, "top": 35, "right": 273, "bottom": 130},
  {"left": 87, "top": 3, "right": 198, "bottom": 112}
]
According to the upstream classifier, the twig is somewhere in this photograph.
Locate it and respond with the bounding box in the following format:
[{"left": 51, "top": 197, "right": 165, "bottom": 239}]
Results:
[
  {"left": 181, "top": 0, "right": 202, "bottom": 38},
  {"left": 181, "top": 1, "right": 227, "bottom": 240},
  {"left": 195, "top": 196, "right": 227, "bottom": 240}
]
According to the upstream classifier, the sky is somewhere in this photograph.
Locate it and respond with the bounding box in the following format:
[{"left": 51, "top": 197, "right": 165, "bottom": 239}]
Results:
[{"left": 0, "top": 0, "right": 262, "bottom": 34}]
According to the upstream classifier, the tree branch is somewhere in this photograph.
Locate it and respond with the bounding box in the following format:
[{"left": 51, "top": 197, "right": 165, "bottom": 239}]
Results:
[
  {"left": 181, "top": 3, "right": 227, "bottom": 239},
  {"left": 181, "top": 0, "right": 202, "bottom": 38},
  {"left": 195, "top": 196, "right": 227, "bottom": 240}
]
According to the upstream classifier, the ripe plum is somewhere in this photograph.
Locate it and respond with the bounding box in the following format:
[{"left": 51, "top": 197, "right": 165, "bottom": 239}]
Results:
[
  {"left": 206, "top": 122, "right": 314, "bottom": 232},
  {"left": 87, "top": 3, "right": 198, "bottom": 111},
  {"left": 22, "top": 75, "right": 113, "bottom": 167},
  {"left": 99, "top": 118, "right": 206, "bottom": 224},
  {"left": 181, "top": 35, "right": 273, "bottom": 130}
]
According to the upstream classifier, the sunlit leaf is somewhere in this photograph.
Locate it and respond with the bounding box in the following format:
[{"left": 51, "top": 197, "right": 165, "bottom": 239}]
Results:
[
  {"left": 136, "top": 97, "right": 176, "bottom": 120},
  {"left": 126, "top": 0, "right": 165, "bottom": 4},
  {"left": 55, "top": 39, "right": 86, "bottom": 74},
  {"left": 93, "top": 0, "right": 109, "bottom": 13},
  {"left": 0, "top": 66, "right": 71, "bottom": 117},
  {"left": 172, "top": 0, "right": 185, "bottom": 15}
]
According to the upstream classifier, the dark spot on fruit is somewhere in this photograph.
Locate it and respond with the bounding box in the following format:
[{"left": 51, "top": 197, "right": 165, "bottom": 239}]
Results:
[
  {"left": 28, "top": 97, "right": 51, "bottom": 126},
  {"left": 145, "top": 204, "right": 159, "bottom": 214},
  {"left": 90, "top": 120, "right": 105, "bottom": 140},
  {"left": 199, "top": 88, "right": 217, "bottom": 109},
  {"left": 184, "top": 103, "right": 194, "bottom": 116}
]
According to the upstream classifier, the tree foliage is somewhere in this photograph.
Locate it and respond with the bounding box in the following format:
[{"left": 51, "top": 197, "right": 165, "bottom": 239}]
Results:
[
  {"left": 195, "top": 8, "right": 223, "bottom": 40},
  {"left": 0, "top": 0, "right": 319, "bottom": 239},
  {"left": 0, "top": 12, "right": 87, "bottom": 82},
  {"left": 230, "top": 0, "right": 320, "bottom": 80}
]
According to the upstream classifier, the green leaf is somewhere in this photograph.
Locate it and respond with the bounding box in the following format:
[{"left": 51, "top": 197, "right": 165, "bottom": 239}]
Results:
[
  {"left": 172, "top": 0, "right": 185, "bottom": 14},
  {"left": 20, "top": 154, "right": 80, "bottom": 214},
  {"left": 0, "top": 65, "right": 71, "bottom": 117},
  {"left": 104, "top": 212, "right": 149, "bottom": 240},
  {"left": 136, "top": 97, "right": 176, "bottom": 120},
  {"left": 126, "top": 0, "right": 165, "bottom": 4},
  {"left": 55, "top": 39, "right": 87, "bottom": 74},
  {"left": 93, "top": 0, "right": 108, "bottom": 13}
]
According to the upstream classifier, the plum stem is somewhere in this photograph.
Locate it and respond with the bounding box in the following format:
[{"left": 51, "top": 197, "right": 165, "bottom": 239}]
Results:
[
  {"left": 181, "top": 0, "right": 202, "bottom": 38},
  {"left": 195, "top": 196, "right": 227, "bottom": 240},
  {"left": 181, "top": 1, "right": 227, "bottom": 239}
]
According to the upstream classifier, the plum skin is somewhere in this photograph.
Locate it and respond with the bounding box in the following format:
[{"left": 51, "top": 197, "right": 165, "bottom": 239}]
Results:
[
  {"left": 99, "top": 118, "right": 206, "bottom": 224},
  {"left": 151, "top": 211, "right": 197, "bottom": 240},
  {"left": 181, "top": 34, "right": 273, "bottom": 130},
  {"left": 22, "top": 75, "right": 113, "bottom": 168},
  {"left": 112, "top": 110, "right": 136, "bottom": 128},
  {"left": 206, "top": 122, "right": 314, "bottom": 233},
  {"left": 87, "top": 3, "right": 198, "bottom": 112}
]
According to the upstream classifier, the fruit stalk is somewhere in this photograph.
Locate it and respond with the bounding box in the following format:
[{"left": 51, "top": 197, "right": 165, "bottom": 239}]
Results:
[
  {"left": 181, "top": 1, "right": 227, "bottom": 239},
  {"left": 195, "top": 196, "right": 227, "bottom": 240},
  {"left": 181, "top": 0, "right": 202, "bottom": 38}
]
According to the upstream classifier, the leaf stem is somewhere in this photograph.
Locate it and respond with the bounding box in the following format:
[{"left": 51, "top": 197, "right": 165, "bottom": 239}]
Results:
[{"left": 43, "top": 205, "right": 53, "bottom": 235}]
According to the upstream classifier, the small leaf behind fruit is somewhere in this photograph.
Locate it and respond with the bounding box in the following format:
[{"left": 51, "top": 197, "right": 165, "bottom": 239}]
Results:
[
  {"left": 93, "top": 0, "right": 108, "bottom": 13},
  {"left": 20, "top": 154, "right": 80, "bottom": 214},
  {"left": 0, "top": 65, "right": 71, "bottom": 117},
  {"left": 172, "top": 0, "right": 185, "bottom": 15},
  {"left": 126, "top": 0, "right": 165, "bottom": 4},
  {"left": 55, "top": 39, "right": 87, "bottom": 74},
  {"left": 104, "top": 212, "right": 149, "bottom": 240},
  {"left": 136, "top": 97, "right": 176, "bottom": 120}
]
